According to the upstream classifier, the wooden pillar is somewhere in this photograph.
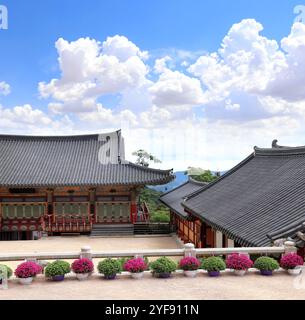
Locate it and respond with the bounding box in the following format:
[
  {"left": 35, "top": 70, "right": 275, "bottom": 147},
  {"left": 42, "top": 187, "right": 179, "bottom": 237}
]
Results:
[
  {"left": 201, "top": 222, "right": 207, "bottom": 248},
  {"left": 46, "top": 189, "right": 54, "bottom": 222},
  {"left": 89, "top": 188, "right": 96, "bottom": 223},
  {"left": 223, "top": 233, "right": 228, "bottom": 248},
  {"left": 130, "top": 188, "right": 137, "bottom": 224}
]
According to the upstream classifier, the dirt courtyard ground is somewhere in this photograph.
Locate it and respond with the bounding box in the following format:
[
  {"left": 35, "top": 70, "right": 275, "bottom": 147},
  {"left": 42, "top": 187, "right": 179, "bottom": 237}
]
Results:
[{"left": 1, "top": 235, "right": 305, "bottom": 300}]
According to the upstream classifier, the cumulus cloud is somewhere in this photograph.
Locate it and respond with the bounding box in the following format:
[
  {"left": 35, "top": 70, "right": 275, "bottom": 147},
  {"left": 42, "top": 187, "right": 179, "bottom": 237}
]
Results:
[
  {"left": 149, "top": 68, "right": 205, "bottom": 108},
  {"left": 0, "top": 104, "right": 73, "bottom": 134},
  {"left": 263, "top": 22, "right": 305, "bottom": 101},
  {"left": 39, "top": 36, "right": 149, "bottom": 114},
  {"left": 0, "top": 81, "right": 10, "bottom": 96},
  {"left": 4, "top": 20, "right": 305, "bottom": 170}
]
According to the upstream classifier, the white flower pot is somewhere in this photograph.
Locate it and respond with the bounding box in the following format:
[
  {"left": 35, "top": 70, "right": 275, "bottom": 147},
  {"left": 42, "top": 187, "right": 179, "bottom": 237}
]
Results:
[
  {"left": 18, "top": 277, "right": 33, "bottom": 285},
  {"left": 234, "top": 270, "right": 247, "bottom": 276},
  {"left": 76, "top": 273, "right": 89, "bottom": 281},
  {"left": 131, "top": 272, "right": 144, "bottom": 279},
  {"left": 184, "top": 270, "right": 197, "bottom": 278},
  {"left": 288, "top": 268, "right": 302, "bottom": 276}
]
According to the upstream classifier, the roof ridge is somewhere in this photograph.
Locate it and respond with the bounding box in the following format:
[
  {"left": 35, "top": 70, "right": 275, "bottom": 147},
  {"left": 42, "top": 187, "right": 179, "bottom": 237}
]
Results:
[
  {"left": 126, "top": 161, "right": 174, "bottom": 174},
  {"left": 188, "top": 176, "right": 209, "bottom": 186},
  {"left": 159, "top": 180, "right": 190, "bottom": 198},
  {"left": 254, "top": 145, "right": 305, "bottom": 156},
  {"left": 254, "top": 139, "right": 305, "bottom": 156},
  {"left": 0, "top": 130, "right": 122, "bottom": 141}
]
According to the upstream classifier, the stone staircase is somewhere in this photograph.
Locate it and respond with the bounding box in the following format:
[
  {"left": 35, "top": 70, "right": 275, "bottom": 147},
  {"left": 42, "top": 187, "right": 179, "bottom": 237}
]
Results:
[
  {"left": 90, "top": 224, "right": 134, "bottom": 237},
  {"left": 134, "top": 223, "right": 171, "bottom": 235}
]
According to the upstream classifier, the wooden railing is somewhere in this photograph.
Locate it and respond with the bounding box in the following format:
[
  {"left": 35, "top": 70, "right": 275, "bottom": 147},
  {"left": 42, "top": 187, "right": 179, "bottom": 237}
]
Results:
[
  {"left": 0, "top": 241, "right": 297, "bottom": 262},
  {"left": 44, "top": 202, "right": 92, "bottom": 233}
]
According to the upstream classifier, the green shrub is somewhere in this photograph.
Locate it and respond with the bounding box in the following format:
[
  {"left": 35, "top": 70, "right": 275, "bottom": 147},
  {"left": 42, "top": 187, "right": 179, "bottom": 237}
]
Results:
[
  {"left": 97, "top": 258, "right": 122, "bottom": 277},
  {"left": 151, "top": 211, "right": 170, "bottom": 223},
  {"left": 150, "top": 257, "right": 177, "bottom": 274},
  {"left": 45, "top": 260, "right": 71, "bottom": 277},
  {"left": 0, "top": 264, "right": 13, "bottom": 278},
  {"left": 254, "top": 256, "right": 279, "bottom": 271},
  {"left": 201, "top": 256, "right": 226, "bottom": 272},
  {"left": 250, "top": 253, "right": 281, "bottom": 263}
]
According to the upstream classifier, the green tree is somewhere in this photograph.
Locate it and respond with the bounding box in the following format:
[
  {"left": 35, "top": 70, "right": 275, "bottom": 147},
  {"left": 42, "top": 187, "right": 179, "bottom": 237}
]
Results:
[
  {"left": 185, "top": 167, "right": 219, "bottom": 183},
  {"left": 132, "top": 149, "right": 161, "bottom": 167}
]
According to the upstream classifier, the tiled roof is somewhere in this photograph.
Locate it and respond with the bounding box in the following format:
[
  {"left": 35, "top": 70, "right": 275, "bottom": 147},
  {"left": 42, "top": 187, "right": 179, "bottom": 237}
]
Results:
[
  {"left": 183, "top": 141, "right": 305, "bottom": 247},
  {"left": 160, "top": 178, "right": 207, "bottom": 217},
  {"left": 0, "top": 131, "right": 174, "bottom": 187}
]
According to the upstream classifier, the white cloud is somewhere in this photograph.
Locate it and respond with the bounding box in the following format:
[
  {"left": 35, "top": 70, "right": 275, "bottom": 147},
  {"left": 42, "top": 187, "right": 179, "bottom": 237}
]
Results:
[
  {"left": 78, "top": 104, "right": 138, "bottom": 128},
  {"left": 262, "top": 23, "right": 305, "bottom": 101},
  {"left": 0, "top": 104, "right": 73, "bottom": 134},
  {"left": 102, "top": 35, "right": 149, "bottom": 61},
  {"left": 0, "top": 81, "right": 10, "bottom": 96},
  {"left": 39, "top": 36, "right": 149, "bottom": 114},
  {"left": 4, "top": 20, "right": 305, "bottom": 171},
  {"left": 149, "top": 68, "right": 205, "bottom": 108}
]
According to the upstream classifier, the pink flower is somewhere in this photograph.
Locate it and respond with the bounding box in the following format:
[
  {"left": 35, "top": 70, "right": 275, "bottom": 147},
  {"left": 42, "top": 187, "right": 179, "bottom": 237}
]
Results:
[
  {"left": 179, "top": 257, "right": 201, "bottom": 271},
  {"left": 226, "top": 253, "right": 253, "bottom": 270},
  {"left": 123, "top": 258, "right": 147, "bottom": 273},
  {"left": 71, "top": 258, "right": 94, "bottom": 274},
  {"left": 280, "top": 253, "right": 304, "bottom": 270},
  {"left": 15, "top": 261, "right": 42, "bottom": 278}
]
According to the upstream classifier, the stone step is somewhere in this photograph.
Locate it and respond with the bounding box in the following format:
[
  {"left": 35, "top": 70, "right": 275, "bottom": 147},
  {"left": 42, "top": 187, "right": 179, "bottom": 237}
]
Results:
[{"left": 90, "top": 224, "right": 134, "bottom": 237}]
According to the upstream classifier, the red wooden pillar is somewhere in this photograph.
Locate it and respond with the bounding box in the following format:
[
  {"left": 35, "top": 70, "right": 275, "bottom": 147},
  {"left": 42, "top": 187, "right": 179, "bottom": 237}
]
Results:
[
  {"left": 130, "top": 189, "right": 137, "bottom": 224},
  {"left": 89, "top": 188, "right": 96, "bottom": 223},
  {"left": 47, "top": 188, "right": 54, "bottom": 224}
]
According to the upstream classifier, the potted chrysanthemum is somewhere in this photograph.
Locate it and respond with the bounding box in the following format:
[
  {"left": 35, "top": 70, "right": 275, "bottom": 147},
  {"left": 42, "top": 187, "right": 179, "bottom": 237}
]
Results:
[
  {"left": 45, "top": 260, "right": 71, "bottom": 281},
  {"left": 98, "top": 258, "right": 121, "bottom": 280},
  {"left": 225, "top": 253, "right": 253, "bottom": 276},
  {"left": 280, "top": 253, "right": 304, "bottom": 275},
  {"left": 0, "top": 264, "right": 13, "bottom": 284},
  {"left": 150, "top": 257, "right": 177, "bottom": 278},
  {"left": 201, "top": 256, "right": 226, "bottom": 277},
  {"left": 71, "top": 258, "right": 94, "bottom": 280},
  {"left": 15, "top": 261, "right": 42, "bottom": 285},
  {"left": 123, "top": 257, "right": 147, "bottom": 279},
  {"left": 254, "top": 256, "right": 279, "bottom": 276},
  {"left": 179, "top": 256, "right": 201, "bottom": 278}
]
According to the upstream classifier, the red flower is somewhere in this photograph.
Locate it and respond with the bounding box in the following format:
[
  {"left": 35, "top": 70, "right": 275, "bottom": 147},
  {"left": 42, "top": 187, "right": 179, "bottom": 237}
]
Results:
[
  {"left": 280, "top": 253, "right": 304, "bottom": 270},
  {"left": 71, "top": 258, "right": 94, "bottom": 274},
  {"left": 15, "top": 261, "right": 42, "bottom": 278},
  {"left": 179, "top": 257, "right": 201, "bottom": 271},
  {"left": 123, "top": 258, "right": 147, "bottom": 273},
  {"left": 226, "top": 253, "right": 253, "bottom": 270}
]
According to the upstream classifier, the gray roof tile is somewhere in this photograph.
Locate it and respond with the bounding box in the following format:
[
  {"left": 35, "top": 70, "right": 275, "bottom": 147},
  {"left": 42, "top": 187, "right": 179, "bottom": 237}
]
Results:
[
  {"left": 0, "top": 131, "right": 174, "bottom": 187},
  {"left": 160, "top": 178, "right": 207, "bottom": 217},
  {"left": 183, "top": 142, "right": 305, "bottom": 247}
]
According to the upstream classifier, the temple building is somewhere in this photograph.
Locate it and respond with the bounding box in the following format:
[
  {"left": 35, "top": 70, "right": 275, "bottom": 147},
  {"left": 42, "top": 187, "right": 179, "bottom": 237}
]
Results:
[
  {"left": 0, "top": 130, "right": 174, "bottom": 240},
  {"left": 161, "top": 140, "right": 305, "bottom": 253}
]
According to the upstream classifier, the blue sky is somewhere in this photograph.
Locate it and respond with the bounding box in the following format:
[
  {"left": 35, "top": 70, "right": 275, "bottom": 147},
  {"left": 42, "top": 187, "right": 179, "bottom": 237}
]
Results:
[
  {"left": 1, "top": 0, "right": 305, "bottom": 171},
  {"left": 0, "top": 0, "right": 300, "bottom": 107}
]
